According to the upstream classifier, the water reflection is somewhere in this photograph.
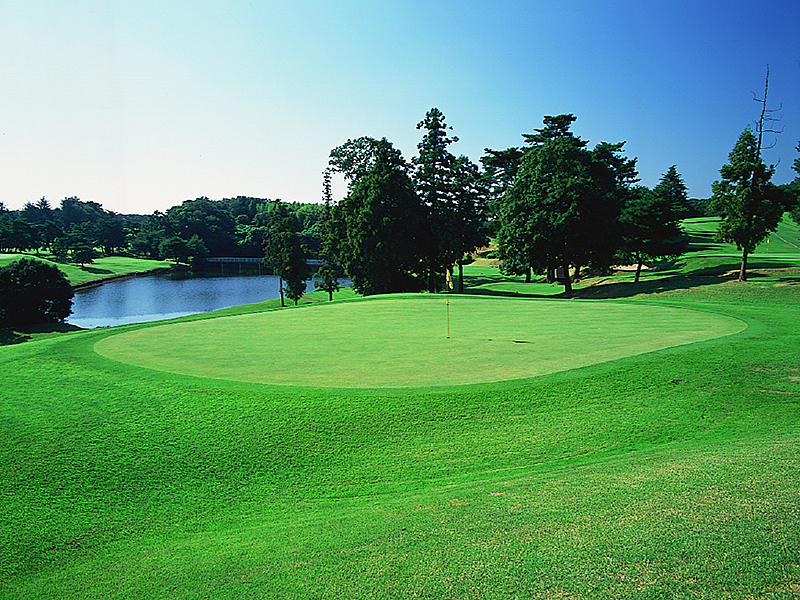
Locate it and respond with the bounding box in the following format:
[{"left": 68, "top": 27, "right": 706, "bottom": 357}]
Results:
[{"left": 69, "top": 272, "right": 317, "bottom": 329}]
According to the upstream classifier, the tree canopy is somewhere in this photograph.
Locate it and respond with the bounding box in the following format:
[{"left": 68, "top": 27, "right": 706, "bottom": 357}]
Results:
[
  {"left": 710, "top": 127, "right": 789, "bottom": 281},
  {"left": 495, "top": 115, "right": 626, "bottom": 294},
  {"left": 332, "top": 139, "right": 427, "bottom": 295},
  {"left": 0, "top": 259, "right": 74, "bottom": 326}
]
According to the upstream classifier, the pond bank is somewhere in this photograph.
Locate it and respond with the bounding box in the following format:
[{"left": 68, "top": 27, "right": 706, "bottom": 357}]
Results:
[{"left": 72, "top": 267, "right": 178, "bottom": 291}]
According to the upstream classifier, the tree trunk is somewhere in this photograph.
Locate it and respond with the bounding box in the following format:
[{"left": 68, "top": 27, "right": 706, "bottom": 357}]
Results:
[
  {"left": 739, "top": 250, "right": 748, "bottom": 282},
  {"left": 573, "top": 264, "right": 581, "bottom": 283},
  {"left": 458, "top": 262, "right": 464, "bottom": 294},
  {"left": 525, "top": 267, "right": 531, "bottom": 283},
  {"left": 279, "top": 277, "right": 285, "bottom": 307},
  {"left": 546, "top": 258, "right": 555, "bottom": 284},
  {"left": 562, "top": 259, "right": 572, "bottom": 295}
]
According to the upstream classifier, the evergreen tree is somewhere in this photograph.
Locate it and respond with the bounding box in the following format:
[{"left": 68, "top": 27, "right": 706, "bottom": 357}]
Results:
[
  {"left": 334, "top": 139, "right": 426, "bottom": 295},
  {"left": 262, "top": 203, "right": 310, "bottom": 306},
  {"left": 619, "top": 185, "right": 687, "bottom": 283},
  {"left": 710, "top": 127, "right": 789, "bottom": 281},
  {"left": 654, "top": 165, "right": 690, "bottom": 216},
  {"left": 449, "top": 155, "right": 490, "bottom": 292},
  {"left": 315, "top": 170, "right": 344, "bottom": 301},
  {"left": 413, "top": 108, "right": 487, "bottom": 292},
  {"left": 480, "top": 146, "right": 524, "bottom": 231},
  {"left": 496, "top": 115, "right": 622, "bottom": 294},
  {"left": 413, "top": 107, "right": 459, "bottom": 292},
  {"left": 789, "top": 142, "right": 800, "bottom": 225}
]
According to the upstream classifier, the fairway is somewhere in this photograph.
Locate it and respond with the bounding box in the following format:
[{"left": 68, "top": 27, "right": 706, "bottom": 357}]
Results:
[{"left": 94, "top": 295, "right": 746, "bottom": 387}]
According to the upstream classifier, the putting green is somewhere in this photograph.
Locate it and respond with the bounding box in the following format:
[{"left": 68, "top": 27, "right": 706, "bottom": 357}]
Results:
[{"left": 94, "top": 296, "right": 747, "bottom": 388}]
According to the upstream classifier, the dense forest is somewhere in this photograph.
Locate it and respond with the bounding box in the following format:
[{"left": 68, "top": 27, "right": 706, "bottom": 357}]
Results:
[
  {"left": 2, "top": 109, "right": 798, "bottom": 296},
  {"left": 0, "top": 195, "right": 324, "bottom": 264}
]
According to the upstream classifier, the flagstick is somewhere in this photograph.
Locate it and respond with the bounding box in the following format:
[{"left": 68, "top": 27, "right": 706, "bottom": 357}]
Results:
[
  {"left": 446, "top": 291, "right": 450, "bottom": 339},
  {"left": 446, "top": 268, "right": 452, "bottom": 339}
]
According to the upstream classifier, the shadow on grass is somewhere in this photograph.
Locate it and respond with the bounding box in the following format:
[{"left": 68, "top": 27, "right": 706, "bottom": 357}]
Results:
[
  {"left": 463, "top": 259, "right": 800, "bottom": 301},
  {"left": 80, "top": 266, "right": 114, "bottom": 275},
  {"left": 0, "top": 322, "right": 84, "bottom": 346}
]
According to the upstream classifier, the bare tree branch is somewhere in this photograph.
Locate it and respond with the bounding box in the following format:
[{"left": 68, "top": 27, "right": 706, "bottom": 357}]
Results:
[{"left": 752, "top": 65, "right": 785, "bottom": 157}]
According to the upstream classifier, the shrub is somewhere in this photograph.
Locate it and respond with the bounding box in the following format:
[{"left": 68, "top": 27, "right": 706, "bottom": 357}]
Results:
[{"left": 0, "top": 259, "right": 74, "bottom": 326}]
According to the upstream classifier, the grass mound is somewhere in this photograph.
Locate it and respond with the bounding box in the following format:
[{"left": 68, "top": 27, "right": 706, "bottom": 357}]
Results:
[
  {"left": 94, "top": 295, "right": 746, "bottom": 388},
  {"left": 1, "top": 219, "right": 799, "bottom": 598}
]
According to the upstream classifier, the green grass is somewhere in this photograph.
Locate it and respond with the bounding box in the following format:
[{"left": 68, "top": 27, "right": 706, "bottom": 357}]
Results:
[
  {"left": 1, "top": 220, "right": 799, "bottom": 598},
  {"left": 0, "top": 253, "right": 173, "bottom": 286},
  {"left": 94, "top": 295, "right": 746, "bottom": 388}
]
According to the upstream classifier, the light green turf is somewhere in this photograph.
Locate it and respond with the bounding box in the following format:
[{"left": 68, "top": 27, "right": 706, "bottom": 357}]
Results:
[
  {"left": 94, "top": 295, "right": 746, "bottom": 387},
  {"left": 0, "top": 253, "right": 173, "bottom": 286}
]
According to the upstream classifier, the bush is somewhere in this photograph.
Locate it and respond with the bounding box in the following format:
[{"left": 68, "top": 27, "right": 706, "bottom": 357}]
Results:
[{"left": 0, "top": 259, "right": 74, "bottom": 327}]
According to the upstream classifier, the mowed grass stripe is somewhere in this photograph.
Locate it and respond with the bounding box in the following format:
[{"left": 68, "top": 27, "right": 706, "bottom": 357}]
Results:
[{"left": 93, "top": 295, "right": 746, "bottom": 387}]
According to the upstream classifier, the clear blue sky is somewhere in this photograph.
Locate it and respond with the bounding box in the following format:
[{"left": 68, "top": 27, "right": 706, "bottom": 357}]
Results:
[{"left": 2, "top": 0, "right": 799, "bottom": 214}]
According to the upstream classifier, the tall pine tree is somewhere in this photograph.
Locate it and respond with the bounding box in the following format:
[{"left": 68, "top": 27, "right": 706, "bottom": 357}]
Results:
[{"left": 710, "top": 127, "right": 788, "bottom": 281}]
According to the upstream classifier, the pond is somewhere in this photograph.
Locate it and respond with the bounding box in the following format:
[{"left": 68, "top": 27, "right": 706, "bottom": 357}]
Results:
[{"left": 68, "top": 272, "right": 322, "bottom": 329}]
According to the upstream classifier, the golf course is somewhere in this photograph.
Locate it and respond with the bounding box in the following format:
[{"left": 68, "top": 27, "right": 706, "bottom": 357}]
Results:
[{"left": 1, "top": 217, "right": 799, "bottom": 598}]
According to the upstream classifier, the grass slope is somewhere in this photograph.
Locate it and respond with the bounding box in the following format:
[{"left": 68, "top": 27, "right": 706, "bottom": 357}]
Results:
[
  {"left": 0, "top": 253, "right": 173, "bottom": 286},
  {"left": 0, "top": 218, "right": 799, "bottom": 599}
]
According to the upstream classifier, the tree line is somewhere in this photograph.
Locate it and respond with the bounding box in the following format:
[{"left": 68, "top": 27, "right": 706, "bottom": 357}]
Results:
[
  {"left": 3, "top": 104, "right": 799, "bottom": 317},
  {"left": 0, "top": 195, "right": 325, "bottom": 266},
  {"left": 317, "top": 107, "right": 800, "bottom": 296}
]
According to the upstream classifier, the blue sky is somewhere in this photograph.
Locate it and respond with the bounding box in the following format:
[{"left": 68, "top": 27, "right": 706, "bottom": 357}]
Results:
[{"left": 1, "top": 0, "right": 799, "bottom": 214}]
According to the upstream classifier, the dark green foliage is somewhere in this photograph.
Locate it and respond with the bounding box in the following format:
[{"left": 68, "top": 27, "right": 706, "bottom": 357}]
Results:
[
  {"left": 522, "top": 113, "right": 588, "bottom": 147},
  {"left": 480, "top": 146, "right": 524, "bottom": 206},
  {"left": 496, "top": 116, "right": 624, "bottom": 294},
  {"left": 158, "top": 236, "right": 191, "bottom": 264},
  {"left": 315, "top": 170, "right": 344, "bottom": 301},
  {"left": 328, "top": 136, "right": 387, "bottom": 184},
  {"left": 413, "top": 108, "right": 489, "bottom": 292},
  {"left": 129, "top": 212, "right": 168, "bottom": 259},
  {"left": 262, "top": 203, "right": 311, "bottom": 306},
  {"left": 619, "top": 185, "right": 687, "bottom": 282},
  {"left": 654, "top": 164, "right": 690, "bottom": 216},
  {"left": 163, "top": 197, "right": 237, "bottom": 256},
  {"left": 9, "top": 219, "right": 41, "bottom": 252},
  {"left": 789, "top": 142, "right": 800, "bottom": 226},
  {"left": 710, "top": 128, "right": 790, "bottom": 281},
  {"left": 71, "top": 244, "right": 98, "bottom": 266},
  {"left": 334, "top": 139, "right": 426, "bottom": 295},
  {"left": 0, "top": 259, "right": 73, "bottom": 326}
]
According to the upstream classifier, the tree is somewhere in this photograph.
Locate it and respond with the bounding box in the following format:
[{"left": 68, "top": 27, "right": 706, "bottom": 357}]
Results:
[
  {"left": 619, "top": 185, "right": 687, "bottom": 283},
  {"left": 159, "top": 236, "right": 191, "bottom": 264},
  {"left": 333, "top": 139, "right": 427, "bottom": 295},
  {"left": 72, "top": 244, "right": 98, "bottom": 266},
  {"left": 164, "top": 197, "right": 236, "bottom": 256},
  {"left": 414, "top": 107, "right": 483, "bottom": 292},
  {"left": 480, "top": 146, "right": 524, "bottom": 239},
  {"left": 789, "top": 142, "right": 800, "bottom": 225},
  {"left": 0, "top": 259, "right": 74, "bottom": 326},
  {"left": 710, "top": 127, "right": 789, "bottom": 281},
  {"left": 186, "top": 234, "right": 209, "bottom": 262},
  {"left": 328, "top": 136, "right": 387, "bottom": 184},
  {"left": 130, "top": 212, "right": 168, "bottom": 259},
  {"left": 495, "top": 115, "right": 623, "bottom": 294},
  {"left": 9, "top": 219, "right": 42, "bottom": 252},
  {"left": 96, "top": 213, "right": 126, "bottom": 254},
  {"left": 263, "top": 203, "right": 311, "bottom": 306},
  {"left": 449, "top": 155, "right": 490, "bottom": 292},
  {"left": 653, "top": 165, "right": 690, "bottom": 216},
  {"left": 315, "top": 170, "right": 344, "bottom": 301},
  {"left": 0, "top": 204, "right": 13, "bottom": 252}
]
